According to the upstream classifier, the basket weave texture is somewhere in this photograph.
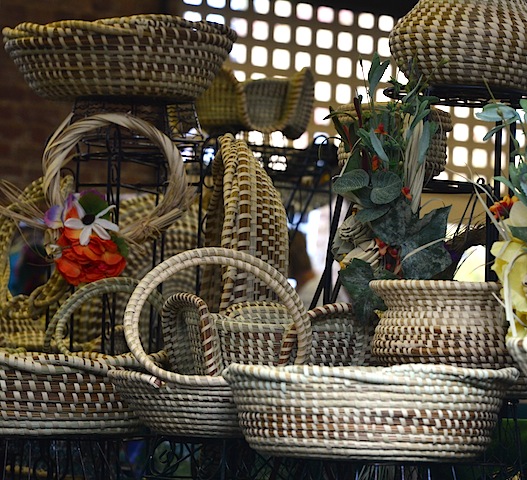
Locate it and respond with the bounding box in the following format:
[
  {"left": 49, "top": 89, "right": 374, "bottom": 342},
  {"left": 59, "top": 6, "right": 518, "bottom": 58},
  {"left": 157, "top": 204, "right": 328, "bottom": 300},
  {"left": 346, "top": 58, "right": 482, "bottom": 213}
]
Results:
[
  {"left": 369, "top": 279, "right": 527, "bottom": 398},
  {"left": 196, "top": 67, "right": 314, "bottom": 139},
  {"left": 0, "top": 112, "right": 193, "bottom": 352},
  {"left": 200, "top": 133, "right": 289, "bottom": 312},
  {"left": 223, "top": 362, "right": 518, "bottom": 461},
  {"left": 0, "top": 277, "right": 165, "bottom": 436},
  {"left": 389, "top": 0, "right": 527, "bottom": 92},
  {"left": 109, "top": 247, "right": 373, "bottom": 438},
  {"left": 3, "top": 14, "right": 237, "bottom": 101}
]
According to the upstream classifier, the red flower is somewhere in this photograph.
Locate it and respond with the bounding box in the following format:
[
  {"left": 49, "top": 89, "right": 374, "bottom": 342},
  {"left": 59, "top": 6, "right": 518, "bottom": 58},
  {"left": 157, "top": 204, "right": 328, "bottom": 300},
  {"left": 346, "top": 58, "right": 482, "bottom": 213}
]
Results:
[
  {"left": 402, "top": 186, "right": 412, "bottom": 200},
  {"left": 55, "top": 229, "right": 126, "bottom": 286},
  {"left": 371, "top": 155, "right": 381, "bottom": 171},
  {"left": 490, "top": 195, "right": 518, "bottom": 219},
  {"left": 374, "top": 123, "right": 387, "bottom": 135},
  {"left": 375, "top": 238, "right": 402, "bottom": 276}
]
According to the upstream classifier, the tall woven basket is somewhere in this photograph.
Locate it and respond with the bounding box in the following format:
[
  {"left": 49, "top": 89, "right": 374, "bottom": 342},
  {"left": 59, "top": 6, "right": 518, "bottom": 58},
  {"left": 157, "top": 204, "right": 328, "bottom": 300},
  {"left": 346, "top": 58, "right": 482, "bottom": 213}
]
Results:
[
  {"left": 389, "top": 0, "right": 527, "bottom": 93},
  {"left": 369, "top": 279, "right": 527, "bottom": 398},
  {"left": 109, "top": 247, "right": 374, "bottom": 438},
  {"left": 3, "top": 14, "right": 237, "bottom": 101}
]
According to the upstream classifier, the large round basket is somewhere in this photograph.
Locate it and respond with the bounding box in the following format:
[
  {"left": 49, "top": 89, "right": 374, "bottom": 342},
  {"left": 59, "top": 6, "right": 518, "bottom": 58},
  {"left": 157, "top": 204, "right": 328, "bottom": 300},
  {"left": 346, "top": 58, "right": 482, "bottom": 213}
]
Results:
[
  {"left": 389, "top": 0, "right": 527, "bottom": 93},
  {"left": 369, "top": 279, "right": 527, "bottom": 398},
  {"left": 223, "top": 362, "right": 518, "bottom": 462},
  {"left": 2, "top": 14, "right": 237, "bottom": 101}
]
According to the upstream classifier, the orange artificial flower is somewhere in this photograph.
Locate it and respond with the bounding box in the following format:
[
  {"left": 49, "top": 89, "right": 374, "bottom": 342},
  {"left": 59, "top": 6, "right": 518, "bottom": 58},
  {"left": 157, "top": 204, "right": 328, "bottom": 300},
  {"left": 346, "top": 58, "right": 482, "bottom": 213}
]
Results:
[
  {"left": 55, "top": 230, "right": 126, "bottom": 286},
  {"left": 489, "top": 194, "right": 518, "bottom": 219},
  {"left": 371, "top": 155, "right": 381, "bottom": 171}
]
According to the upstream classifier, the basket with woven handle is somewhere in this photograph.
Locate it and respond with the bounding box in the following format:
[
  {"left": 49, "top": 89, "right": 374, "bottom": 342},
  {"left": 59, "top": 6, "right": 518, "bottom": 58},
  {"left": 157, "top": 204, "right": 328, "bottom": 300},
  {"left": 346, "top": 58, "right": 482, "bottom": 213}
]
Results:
[
  {"left": 0, "top": 112, "right": 194, "bottom": 351},
  {"left": 0, "top": 276, "right": 166, "bottom": 436},
  {"left": 109, "top": 246, "right": 373, "bottom": 438}
]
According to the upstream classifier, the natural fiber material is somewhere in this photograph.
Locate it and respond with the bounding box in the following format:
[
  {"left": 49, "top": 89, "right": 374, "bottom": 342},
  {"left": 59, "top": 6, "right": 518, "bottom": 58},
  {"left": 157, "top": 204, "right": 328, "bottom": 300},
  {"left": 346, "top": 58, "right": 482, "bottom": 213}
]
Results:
[
  {"left": 334, "top": 104, "right": 452, "bottom": 179},
  {"left": 223, "top": 362, "right": 518, "bottom": 461},
  {"left": 0, "top": 277, "right": 166, "bottom": 436},
  {"left": 200, "top": 134, "right": 289, "bottom": 312},
  {"left": 110, "top": 246, "right": 372, "bottom": 438},
  {"left": 507, "top": 337, "right": 527, "bottom": 378},
  {"left": 42, "top": 112, "right": 195, "bottom": 246},
  {"left": 369, "top": 279, "right": 527, "bottom": 398},
  {"left": 389, "top": 0, "right": 527, "bottom": 92},
  {"left": 3, "top": 14, "right": 237, "bottom": 101},
  {"left": 196, "top": 67, "right": 314, "bottom": 139}
]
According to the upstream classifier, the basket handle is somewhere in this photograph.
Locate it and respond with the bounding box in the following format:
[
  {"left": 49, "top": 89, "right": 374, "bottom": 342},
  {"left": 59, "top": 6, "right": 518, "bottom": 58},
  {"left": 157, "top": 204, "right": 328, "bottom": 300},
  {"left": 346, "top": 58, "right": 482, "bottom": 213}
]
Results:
[
  {"left": 42, "top": 112, "right": 196, "bottom": 245},
  {"left": 124, "top": 247, "right": 312, "bottom": 385},
  {"left": 44, "top": 276, "right": 165, "bottom": 368}
]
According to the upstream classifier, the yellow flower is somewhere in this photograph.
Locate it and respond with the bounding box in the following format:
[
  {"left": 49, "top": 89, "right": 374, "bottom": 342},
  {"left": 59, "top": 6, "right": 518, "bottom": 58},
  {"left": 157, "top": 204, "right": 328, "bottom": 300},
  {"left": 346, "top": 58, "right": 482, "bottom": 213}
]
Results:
[{"left": 491, "top": 239, "right": 527, "bottom": 335}]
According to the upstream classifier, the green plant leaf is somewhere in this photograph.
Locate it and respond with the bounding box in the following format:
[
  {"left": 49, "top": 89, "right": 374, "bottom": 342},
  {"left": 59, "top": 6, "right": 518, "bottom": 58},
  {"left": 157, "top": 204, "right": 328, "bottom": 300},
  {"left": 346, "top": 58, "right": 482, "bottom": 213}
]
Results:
[
  {"left": 417, "top": 120, "right": 433, "bottom": 165},
  {"left": 510, "top": 226, "right": 527, "bottom": 243},
  {"left": 367, "top": 52, "right": 390, "bottom": 95},
  {"left": 333, "top": 169, "right": 370, "bottom": 194},
  {"left": 78, "top": 191, "right": 110, "bottom": 217},
  {"left": 355, "top": 203, "right": 391, "bottom": 222},
  {"left": 339, "top": 258, "right": 387, "bottom": 324},
  {"left": 476, "top": 102, "right": 519, "bottom": 123},
  {"left": 370, "top": 171, "right": 402, "bottom": 204},
  {"left": 369, "top": 128, "right": 390, "bottom": 163}
]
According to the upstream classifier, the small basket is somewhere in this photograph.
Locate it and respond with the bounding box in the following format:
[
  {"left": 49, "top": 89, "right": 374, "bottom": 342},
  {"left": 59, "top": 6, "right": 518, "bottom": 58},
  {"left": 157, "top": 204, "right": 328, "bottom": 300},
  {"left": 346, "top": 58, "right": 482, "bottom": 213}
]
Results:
[
  {"left": 109, "top": 246, "right": 373, "bottom": 438},
  {"left": 3, "top": 14, "right": 237, "bottom": 101},
  {"left": 223, "top": 362, "right": 518, "bottom": 462},
  {"left": 389, "top": 0, "right": 527, "bottom": 92},
  {"left": 0, "top": 277, "right": 165, "bottom": 436},
  {"left": 196, "top": 67, "right": 314, "bottom": 140}
]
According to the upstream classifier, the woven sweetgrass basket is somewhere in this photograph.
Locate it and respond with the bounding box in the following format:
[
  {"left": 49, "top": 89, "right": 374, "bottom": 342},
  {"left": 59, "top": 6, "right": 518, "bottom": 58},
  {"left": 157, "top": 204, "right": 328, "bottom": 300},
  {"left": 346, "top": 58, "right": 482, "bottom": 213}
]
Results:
[
  {"left": 0, "top": 276, "right": 165, "bottom": 436},
  {"left": 109, "top": 246, "right": 373, "bottom": 438},
  {"left": 0, "top": 112, "right": 193, "bottom": 351},
  {"left": 389, "top": 0, "right": 527, "bottom": 92},
  {"left": 3, "top": 14, "right": 237, "bottom": 101},
  {"left": 196, "top": 67, "right": 314, "bottom": 140},
  {"left": 223, "top": 362, "right": 518, "bottom": 462},
  {"left": 200, "top": 133, "right": 289, "bottom": 312},
  {"left": 369, "top": 279, "right": 527, "bottom": 398}
]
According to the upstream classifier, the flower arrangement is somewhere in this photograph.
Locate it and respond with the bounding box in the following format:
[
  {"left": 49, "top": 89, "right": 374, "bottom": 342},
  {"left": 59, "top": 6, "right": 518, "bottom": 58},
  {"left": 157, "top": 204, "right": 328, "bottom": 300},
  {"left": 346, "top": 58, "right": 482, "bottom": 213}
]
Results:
[
  {"left": 475, "top": 101, "right": 527, "bottom": 339},
  {"left": 43, "top": 190, "right": 128, "bottom": 286},
  {"left": 327, "top": 54, "right": 452, "bottom": 323}
]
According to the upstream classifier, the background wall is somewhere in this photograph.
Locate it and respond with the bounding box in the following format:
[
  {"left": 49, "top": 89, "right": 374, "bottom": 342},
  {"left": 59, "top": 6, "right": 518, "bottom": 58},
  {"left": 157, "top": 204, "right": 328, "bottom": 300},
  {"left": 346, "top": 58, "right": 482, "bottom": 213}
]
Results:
[{"left": 0, "top": 0, "right": 166, "bottom": 187}]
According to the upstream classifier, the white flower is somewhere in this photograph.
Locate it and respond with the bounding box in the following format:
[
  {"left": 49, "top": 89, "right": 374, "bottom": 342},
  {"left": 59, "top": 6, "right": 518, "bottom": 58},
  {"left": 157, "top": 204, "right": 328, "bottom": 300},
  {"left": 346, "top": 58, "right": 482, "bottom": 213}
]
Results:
[{"left": 64, "top": 200, "right": 119, "bottom": 246}]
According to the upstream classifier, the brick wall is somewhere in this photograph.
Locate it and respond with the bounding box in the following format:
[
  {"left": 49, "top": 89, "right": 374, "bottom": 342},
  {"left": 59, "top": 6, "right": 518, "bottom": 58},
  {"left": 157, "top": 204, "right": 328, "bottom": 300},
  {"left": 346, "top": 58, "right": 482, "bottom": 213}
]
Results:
[{"left": 0, "top": 0, "right": 176, "bottom": 188}]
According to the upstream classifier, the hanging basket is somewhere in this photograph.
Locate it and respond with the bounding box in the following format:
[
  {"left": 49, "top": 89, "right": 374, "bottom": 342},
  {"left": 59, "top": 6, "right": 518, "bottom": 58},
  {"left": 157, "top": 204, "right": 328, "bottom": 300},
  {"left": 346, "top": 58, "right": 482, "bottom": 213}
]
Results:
[
  {"left": 389, "top": 0, "right": 527, "bottom": 93},
  {"left": 369, "top": 279, "right": 527, "bottom": 398},
  {"left": 3, "top": 14, "right": 237, "bottom": 101},
  {"left": 223, "top": 362, "right": 518, "bottom": 462}
]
